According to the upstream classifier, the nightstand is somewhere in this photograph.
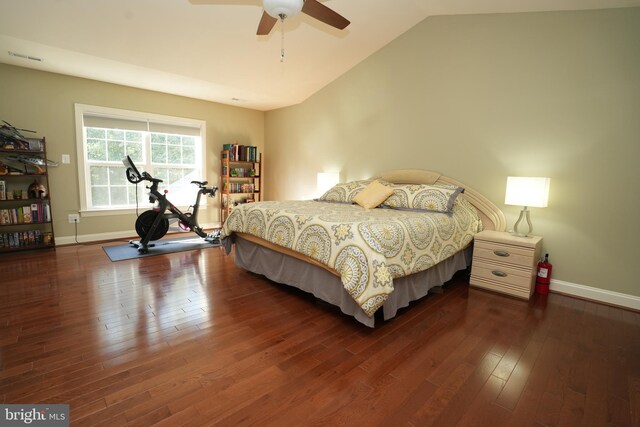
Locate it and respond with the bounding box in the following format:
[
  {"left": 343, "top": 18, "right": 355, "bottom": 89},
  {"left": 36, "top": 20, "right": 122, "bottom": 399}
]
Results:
[{"left": 470, "top": 230, "right": 543, "bottom": 299}]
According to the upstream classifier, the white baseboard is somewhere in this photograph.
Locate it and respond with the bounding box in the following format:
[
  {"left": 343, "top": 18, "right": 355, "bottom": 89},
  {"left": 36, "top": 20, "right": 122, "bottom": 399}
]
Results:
[
  {"left": 55, "top": 229, "right": 137, "bottom": 246},
  {"left": 551, "top": 279, "right": 640, "bottom": 311},
  {"left": 55, "top": 222, "right": 222, "bottom": 246}
]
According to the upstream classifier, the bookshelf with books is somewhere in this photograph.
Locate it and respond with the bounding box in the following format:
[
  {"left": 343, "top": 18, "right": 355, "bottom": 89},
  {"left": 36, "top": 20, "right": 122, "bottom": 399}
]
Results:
[
  {"left": 0, "top": 137, "right": 55, "bottom": 252},
  {"left": 220, "top": 144, "right": 262, "bottom": 223}
]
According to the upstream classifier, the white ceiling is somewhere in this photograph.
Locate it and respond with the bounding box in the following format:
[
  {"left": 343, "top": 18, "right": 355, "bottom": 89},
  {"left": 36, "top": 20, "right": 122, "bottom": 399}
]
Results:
[{"left": 1, "top": 0, "right": 638, "bottom": 111}]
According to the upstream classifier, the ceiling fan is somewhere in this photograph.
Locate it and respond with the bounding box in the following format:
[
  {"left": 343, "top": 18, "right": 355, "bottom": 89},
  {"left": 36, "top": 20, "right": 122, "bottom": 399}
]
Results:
[{"left": 257, "top": 0, "right": 350, "bottom": 35}]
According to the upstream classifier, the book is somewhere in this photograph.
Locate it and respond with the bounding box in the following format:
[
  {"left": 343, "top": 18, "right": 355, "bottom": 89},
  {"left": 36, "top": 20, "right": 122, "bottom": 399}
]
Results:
[
  {"left": 0, "top": 180, "right": 5, "bottom": 200},
  {"left": 0, "top": 209, "right": 9, "bottom": 225},
  {"left": 222, "top": 144, "right": 259, "bottom": 162},
  {"left": 23, "top": 205, "right": 32, "bottom": 223},
  {"left": 31, "top": 203, "right": 39, "bottom": 223}
]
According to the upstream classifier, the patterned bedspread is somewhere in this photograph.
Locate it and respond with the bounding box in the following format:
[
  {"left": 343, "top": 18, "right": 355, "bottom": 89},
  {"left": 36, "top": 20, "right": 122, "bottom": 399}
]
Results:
[{"left": 221, "top": 198, "right": 483, "bottom": 316}]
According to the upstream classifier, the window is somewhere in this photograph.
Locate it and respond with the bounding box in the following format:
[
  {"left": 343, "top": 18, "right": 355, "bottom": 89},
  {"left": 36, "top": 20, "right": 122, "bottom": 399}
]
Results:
[{"left": 75, "top": 104, "right": 206, "bottom": 214}]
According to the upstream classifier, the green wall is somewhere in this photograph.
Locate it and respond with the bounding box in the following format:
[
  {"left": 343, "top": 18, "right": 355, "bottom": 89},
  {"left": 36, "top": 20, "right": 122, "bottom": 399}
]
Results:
[
  {"left": 265, "top": 8, "right": 640, "bottom": 297},
  {"left": 0, "top": 63, "right": 264, "bottom": 240}
]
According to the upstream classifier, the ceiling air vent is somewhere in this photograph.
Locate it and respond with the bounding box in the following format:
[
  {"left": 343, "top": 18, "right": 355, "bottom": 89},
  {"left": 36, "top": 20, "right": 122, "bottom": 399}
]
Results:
[{"left": 8, "top": 51, "right": 43, "bottom": 62}]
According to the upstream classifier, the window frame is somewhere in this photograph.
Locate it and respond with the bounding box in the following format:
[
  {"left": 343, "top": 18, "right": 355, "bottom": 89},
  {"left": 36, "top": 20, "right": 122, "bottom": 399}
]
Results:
[{"left": 74, "top": 104, "right": 207, "bottom": 216}]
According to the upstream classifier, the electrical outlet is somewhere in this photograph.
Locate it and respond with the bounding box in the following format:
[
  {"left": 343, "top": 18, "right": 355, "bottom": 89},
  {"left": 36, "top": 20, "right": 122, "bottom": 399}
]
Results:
[{"left": 68, "top": 214, "right": 80, "bottom": 223}]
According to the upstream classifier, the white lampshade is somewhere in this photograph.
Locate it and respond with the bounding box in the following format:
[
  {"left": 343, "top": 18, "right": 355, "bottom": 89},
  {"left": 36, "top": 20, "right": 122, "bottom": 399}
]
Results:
[
  {"left": 317, "top": 172, "right": 340, "bottom": 196},
  {"left": 263, "top": 0, "right": 303, "bottom": 19},
  {"left": 505, "top": 177, "right": 550, "bottom": 208}
]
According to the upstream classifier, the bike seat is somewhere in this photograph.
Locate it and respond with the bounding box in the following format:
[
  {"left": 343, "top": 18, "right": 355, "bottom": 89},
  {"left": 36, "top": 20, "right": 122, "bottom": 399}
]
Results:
[{"left": 191, "top": 180, "right": 208, "bottom": 187}]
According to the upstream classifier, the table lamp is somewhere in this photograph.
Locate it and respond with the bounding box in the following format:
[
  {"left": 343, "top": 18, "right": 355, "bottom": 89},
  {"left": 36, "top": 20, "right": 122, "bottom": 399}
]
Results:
[
  {"left": 504, "top": 176, "right": 550, "bottom": 237},
  {"left": 317, "top": 172, "right": 340, "bottom": 197}
]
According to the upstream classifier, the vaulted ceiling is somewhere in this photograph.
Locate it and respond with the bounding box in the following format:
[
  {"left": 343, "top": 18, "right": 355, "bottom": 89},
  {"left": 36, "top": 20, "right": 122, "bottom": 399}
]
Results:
[{"left": 1, "top": 0, "right": 638, "bottom": 111}]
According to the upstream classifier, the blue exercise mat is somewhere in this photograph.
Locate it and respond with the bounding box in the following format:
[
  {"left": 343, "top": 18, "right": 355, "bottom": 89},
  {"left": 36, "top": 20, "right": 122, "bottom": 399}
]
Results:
[{"left": 103, "top": 235, "right": 221, "bottom": 261}]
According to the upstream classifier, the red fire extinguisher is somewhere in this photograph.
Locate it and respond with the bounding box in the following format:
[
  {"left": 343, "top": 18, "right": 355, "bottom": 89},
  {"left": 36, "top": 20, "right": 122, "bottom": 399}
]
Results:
[{"left": 535, "top": 253, "right": 552, "bottom": 295}]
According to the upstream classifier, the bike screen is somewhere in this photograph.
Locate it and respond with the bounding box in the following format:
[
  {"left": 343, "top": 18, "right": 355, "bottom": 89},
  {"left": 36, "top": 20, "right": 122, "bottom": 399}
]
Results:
[{"left": 122, "top": 155, "right": 143, "bottom": 183}]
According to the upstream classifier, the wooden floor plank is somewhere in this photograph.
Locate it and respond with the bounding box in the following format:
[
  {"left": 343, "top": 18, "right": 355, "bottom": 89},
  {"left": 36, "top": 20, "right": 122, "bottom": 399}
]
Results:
[
  {"left": 629, "top": 376, "right": 640, "bottom": 427},
  {"left": 455, "top": 375, "right": 510, "bottom": 427},
  {"left": 429, "top": 351, "right": 502, "bottom": 426},
  {"left": 0, "top": 242, "right": 638, "bottom": 426},
  {"left": 409, "top": 362, "right": 476, "bottom": 425},
  {"left": 494, "top": 336, "right": 544, "bottom": 411}
]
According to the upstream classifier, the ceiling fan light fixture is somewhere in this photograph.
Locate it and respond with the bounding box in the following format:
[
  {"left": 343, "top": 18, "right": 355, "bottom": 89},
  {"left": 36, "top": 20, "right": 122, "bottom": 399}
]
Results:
[{"left": 263, "top": 0, "right": 303, "bottom": 19}]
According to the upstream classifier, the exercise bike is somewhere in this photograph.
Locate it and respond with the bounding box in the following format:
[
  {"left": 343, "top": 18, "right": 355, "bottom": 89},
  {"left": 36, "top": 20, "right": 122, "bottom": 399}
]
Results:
[{"left": 122, "top": 155, "right": 220, "bottom": 253}]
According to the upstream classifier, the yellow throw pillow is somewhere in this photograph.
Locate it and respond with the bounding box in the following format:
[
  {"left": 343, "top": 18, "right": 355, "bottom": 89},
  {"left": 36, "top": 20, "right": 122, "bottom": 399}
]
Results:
[{"left": 353, "top": 180, "right": 394, "bottom": 209}]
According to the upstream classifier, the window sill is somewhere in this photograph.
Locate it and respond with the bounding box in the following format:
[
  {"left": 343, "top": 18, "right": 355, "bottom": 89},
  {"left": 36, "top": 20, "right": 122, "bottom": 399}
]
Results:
[
  {"left": 79, "top": 204, "right": 208, "bottom": 218},
  {"left": 79, "top": 208, "right": 146, "bottom": 217}
]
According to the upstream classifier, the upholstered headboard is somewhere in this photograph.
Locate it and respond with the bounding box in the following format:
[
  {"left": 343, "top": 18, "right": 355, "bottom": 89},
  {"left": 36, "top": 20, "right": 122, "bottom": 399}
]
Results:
[{"left": 376, "top": 169, "right": 506, "bottom": 232}]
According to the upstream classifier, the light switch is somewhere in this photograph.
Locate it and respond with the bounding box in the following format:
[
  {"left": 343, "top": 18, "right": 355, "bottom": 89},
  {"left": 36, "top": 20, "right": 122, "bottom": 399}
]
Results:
[{"left": 62, "top": 154, "right": 70, "bottom": 164}]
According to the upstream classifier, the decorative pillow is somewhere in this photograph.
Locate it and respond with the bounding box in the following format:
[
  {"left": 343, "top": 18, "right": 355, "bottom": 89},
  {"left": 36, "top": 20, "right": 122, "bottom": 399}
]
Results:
[
  {"left": 318, "top": 179, "right": 376, "bottom": 203},
  {"left": 352, "top": 180, "right": 394, "bottom": 209},
  {"left": 382, "top": 183, "right": 464, "bottom": 213}
]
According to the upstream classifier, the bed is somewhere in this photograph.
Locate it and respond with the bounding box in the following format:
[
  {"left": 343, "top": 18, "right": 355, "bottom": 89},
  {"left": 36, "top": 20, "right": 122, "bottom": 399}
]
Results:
[{"left": 220, "top": 169, "right": 505, "bottom": 327}]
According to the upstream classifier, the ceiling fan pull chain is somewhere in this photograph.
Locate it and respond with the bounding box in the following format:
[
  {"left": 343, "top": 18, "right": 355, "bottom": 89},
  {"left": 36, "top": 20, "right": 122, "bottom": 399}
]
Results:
[{"left": 280, "top": 16, "right": 285, "bottom": 62}]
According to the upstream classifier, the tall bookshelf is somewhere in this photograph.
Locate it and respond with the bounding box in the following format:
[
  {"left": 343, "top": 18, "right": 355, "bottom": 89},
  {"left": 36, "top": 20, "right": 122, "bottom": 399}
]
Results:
[
  {"left": 220, "top": 147, "right": 262, "bottom": 223},
  {"left": 0, "top": 137, "right": 55, "bottom": 253}
]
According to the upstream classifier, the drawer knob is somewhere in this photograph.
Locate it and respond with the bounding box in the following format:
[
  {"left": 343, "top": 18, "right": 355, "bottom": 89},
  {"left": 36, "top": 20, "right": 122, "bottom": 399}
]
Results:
[
  {"left": 494, "top": 250, "right": 510, "bottom": 257},
  {"left": 492, "top": 270, "right": 507, "bottom": 277}
]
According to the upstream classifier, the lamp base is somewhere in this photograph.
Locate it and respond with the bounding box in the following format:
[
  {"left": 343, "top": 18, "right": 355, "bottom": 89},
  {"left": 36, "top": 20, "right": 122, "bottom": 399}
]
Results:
[
  {"left": 512, "top": 206, "right": 533, "bottom": 237},
  {"left": 510, "top": 232, "right": 536, "bottom": 238}
]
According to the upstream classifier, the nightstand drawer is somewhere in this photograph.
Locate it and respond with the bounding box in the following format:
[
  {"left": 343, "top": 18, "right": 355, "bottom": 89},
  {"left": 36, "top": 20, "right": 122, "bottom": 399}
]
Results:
[
  {"left": 469, "top": 276, "right": 532, "bottom": 299},
  {"left": 473, "top": 241, "right": 535, "bottom": 269},
  {"left": 471, "top": 259, "right": 534, "bottom": 290}
]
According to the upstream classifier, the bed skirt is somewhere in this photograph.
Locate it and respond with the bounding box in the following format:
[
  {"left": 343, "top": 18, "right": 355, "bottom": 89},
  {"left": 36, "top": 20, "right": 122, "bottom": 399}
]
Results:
[{"left": 233, "top": 236, "right": 472, "bottom": 327}]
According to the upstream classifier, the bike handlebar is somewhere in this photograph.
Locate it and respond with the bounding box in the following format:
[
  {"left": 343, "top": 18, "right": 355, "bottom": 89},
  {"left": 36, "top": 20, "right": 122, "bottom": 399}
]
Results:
[
  {"left": 145, "top": 174, "right": 217, "bottom": 197},
  {"left": 124, "top": 156, "right": 217, "bottom": 197},
  {"left": 141, "top": 171, "right": 163, "bottom": 184}
]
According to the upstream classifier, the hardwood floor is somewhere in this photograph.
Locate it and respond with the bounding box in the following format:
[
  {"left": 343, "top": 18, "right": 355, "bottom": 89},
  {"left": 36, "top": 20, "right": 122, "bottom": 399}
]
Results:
[{"left": 1, "top": 240, "right": 639, "bottom": 426}]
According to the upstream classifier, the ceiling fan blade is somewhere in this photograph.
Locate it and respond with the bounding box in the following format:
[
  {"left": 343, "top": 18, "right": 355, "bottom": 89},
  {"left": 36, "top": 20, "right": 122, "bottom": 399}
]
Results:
[
  {"left": 257, "top": 10, "right": 278, "bottom": 35},
  {"left": 302, "top": 0, "right": 350, "bottom": 30}
]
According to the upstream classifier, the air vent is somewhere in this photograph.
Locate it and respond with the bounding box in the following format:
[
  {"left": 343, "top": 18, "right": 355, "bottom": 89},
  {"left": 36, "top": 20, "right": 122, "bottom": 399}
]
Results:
[{"left": 8, "top": 51, "right": 43, "bottom": 62}]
